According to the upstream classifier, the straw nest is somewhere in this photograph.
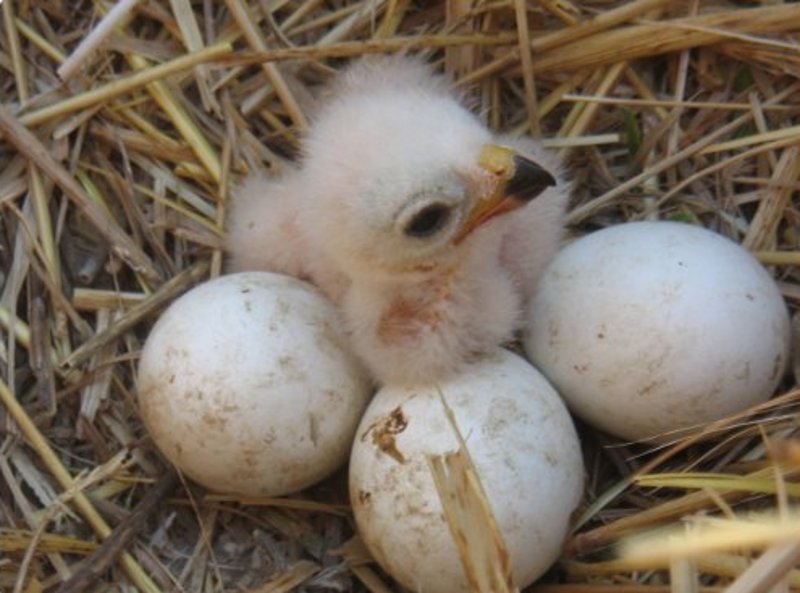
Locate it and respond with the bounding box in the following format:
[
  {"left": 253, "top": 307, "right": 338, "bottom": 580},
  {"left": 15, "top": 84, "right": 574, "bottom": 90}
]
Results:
[{"left": 1, "top": 1, "right": 800, "bottom": 592}]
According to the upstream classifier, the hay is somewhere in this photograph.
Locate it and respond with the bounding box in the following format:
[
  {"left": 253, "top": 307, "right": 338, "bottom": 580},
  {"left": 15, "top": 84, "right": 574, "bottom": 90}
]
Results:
[{"left": 1, "top": 1, "right": 799, "bottom": 592}]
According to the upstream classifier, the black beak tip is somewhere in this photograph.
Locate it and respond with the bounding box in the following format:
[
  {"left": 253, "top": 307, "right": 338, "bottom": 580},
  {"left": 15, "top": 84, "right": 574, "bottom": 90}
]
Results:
[{"left": 508, "top": 155, "right": 557, "bottom": 202}]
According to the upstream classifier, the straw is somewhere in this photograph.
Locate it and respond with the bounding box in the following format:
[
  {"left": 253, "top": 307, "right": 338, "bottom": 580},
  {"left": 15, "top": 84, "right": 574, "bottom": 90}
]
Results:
[
  {"left": 2, "top": 3, "right": 800, "bottom": 592},
  {"left": 57, "top": 0, "right": 141, "bottom": 81}
]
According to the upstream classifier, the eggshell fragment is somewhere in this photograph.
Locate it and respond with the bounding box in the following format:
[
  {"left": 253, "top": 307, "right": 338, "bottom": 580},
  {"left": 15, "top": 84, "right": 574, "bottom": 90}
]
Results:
[
  {"left": 137, "top": 272, "right": 372, "bottom": 496},
  {"left": 525, "top": 221, "right": 791, "bottom": 441},
  {"left": 349, "top": 348, "right": 584, "bottom": 593}
]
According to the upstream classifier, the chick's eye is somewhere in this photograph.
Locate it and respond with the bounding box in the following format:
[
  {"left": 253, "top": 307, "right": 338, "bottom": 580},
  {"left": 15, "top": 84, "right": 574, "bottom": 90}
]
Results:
[{"left": 404, "top": 203, "right": 452, "bottom": 238}]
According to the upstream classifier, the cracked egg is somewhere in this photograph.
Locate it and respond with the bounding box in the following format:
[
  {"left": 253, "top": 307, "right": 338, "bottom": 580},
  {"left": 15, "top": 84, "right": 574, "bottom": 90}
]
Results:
[{"left": 348, "top": 348, "right": 583, "bottom": 593}]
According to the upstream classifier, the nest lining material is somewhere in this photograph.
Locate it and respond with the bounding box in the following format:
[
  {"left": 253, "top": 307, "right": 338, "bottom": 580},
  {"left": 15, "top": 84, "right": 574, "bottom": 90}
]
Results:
[{"left": 1, "top": 1, "right": 800, "bottom": 592}]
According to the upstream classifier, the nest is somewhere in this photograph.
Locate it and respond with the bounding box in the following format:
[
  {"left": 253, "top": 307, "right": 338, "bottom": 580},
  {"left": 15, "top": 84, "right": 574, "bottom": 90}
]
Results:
[{"left": 1, "top": 1, "right": 800, "bottom": 592}]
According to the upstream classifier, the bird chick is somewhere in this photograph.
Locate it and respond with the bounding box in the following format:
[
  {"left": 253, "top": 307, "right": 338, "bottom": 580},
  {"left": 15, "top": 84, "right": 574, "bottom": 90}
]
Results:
[{"left": 226, "top": 56, "right": 569, "bottom": 385}]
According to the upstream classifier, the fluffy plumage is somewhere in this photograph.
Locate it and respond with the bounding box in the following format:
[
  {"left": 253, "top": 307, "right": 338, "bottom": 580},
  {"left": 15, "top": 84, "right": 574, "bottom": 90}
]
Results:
[{"left": 226, "top": 56, "right": 569, "bottom": 385}]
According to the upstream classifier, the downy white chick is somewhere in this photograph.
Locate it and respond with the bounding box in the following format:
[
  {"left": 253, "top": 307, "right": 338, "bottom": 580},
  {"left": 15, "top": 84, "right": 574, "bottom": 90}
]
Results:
[{"left": 226, "top": 56, "right": 568, "bottom": 385}]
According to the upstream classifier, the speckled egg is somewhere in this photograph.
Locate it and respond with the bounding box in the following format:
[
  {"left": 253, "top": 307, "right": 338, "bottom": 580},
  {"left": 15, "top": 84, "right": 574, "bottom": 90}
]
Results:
[
  {"left": 525, "top": 221, "right": 791, "bottom": 441},
  {"left": 137, "top": 272, "right": 372, "bottom": 496}
]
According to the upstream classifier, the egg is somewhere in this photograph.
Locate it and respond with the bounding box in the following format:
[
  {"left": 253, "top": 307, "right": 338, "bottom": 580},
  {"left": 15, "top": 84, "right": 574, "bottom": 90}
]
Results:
[
  {"left": 525, "top": 221, "right": 791, "bottom": 442},
  {"left": 137, "top": 272, "right": 372, "bottom": 496},
  {"left": 349, "top": 348, "right": 584, "bottom": 593}
]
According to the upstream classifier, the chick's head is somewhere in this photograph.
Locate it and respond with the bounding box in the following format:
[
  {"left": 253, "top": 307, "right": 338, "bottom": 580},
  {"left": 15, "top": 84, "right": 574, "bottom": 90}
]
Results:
[{"left": 299, "top": 58, "right": 555, "bottom": 282}]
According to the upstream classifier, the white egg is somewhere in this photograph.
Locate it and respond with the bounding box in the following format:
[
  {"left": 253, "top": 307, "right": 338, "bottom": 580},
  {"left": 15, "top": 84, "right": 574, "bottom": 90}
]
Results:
[
  {"left": 525, "top": 221, "right": 791, "bottom": 441},
  {"left": 137, "top": 272, "right": 372, "bottom": 496},
  {"left": 349, "top": 348, "right": 584, "bottom": 593}
]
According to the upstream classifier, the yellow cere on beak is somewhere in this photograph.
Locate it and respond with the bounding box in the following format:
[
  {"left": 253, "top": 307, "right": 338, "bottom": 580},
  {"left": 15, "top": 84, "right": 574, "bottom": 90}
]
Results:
[{"left": 454, "top": 144, "right": 557, "bottom": 245}]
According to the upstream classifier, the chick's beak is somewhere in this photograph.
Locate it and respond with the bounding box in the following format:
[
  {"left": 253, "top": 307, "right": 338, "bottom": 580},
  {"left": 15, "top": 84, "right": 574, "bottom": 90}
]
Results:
[{"left": 454, "top": 144, "right": 556, "bottom": 244}]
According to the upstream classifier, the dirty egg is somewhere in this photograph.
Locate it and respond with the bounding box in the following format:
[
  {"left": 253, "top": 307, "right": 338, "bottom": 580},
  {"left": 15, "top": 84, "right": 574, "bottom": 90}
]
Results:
[
  {"left": 349, "top": 348, "right": 584, "bottom": 593},
  {"left": 137, "top": 272, "right": 372, "bottom": 496},
  {"left": 525, "top": 221, "right": 791, "bottom": 442}
]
